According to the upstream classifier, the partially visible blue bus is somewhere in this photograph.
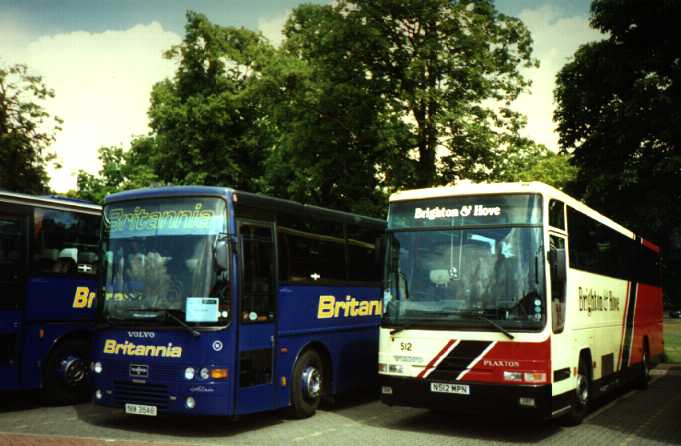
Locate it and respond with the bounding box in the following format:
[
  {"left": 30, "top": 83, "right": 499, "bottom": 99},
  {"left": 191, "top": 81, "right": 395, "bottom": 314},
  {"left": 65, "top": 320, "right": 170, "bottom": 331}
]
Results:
[
  {"left": 92, "top": 186, "right": 385, "bottom": 418},
  {"left": 0, "top": 192, "right": 101, "bottom": 403}
]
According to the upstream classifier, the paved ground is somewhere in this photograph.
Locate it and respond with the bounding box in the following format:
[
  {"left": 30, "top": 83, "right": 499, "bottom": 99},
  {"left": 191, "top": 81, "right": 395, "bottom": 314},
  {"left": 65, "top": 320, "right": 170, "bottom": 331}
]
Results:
[{"left": 0, "top": 364, "right": 679, "bottom": 446}]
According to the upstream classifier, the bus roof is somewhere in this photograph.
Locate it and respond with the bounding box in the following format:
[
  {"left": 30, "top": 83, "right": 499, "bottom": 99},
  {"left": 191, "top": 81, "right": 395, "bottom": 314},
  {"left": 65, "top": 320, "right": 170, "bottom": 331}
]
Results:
[
  {"left": 0, "top": 190, "right": 101, "bottom": 213},
  {"left": 105, "top": 186, "right": 385, "bottom": 227},
  {"left": 389, "top": 181, "right": 637, "bottom": 241}
]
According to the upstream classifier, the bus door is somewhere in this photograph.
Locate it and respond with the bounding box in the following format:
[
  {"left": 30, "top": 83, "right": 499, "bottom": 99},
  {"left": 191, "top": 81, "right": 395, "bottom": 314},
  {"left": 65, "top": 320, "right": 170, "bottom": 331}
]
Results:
[
  {"left": 0, "top": 213, "right": 28, "bottom": 388},
  {"left": 548, "top": 233, "right": 571, "bottom": 394},
  {"left": 235, "top": 221, "right": 277, "bottom": 415}
]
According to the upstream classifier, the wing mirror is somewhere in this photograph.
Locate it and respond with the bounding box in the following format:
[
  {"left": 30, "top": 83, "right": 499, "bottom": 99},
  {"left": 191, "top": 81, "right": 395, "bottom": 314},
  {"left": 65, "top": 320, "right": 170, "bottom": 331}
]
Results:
[{"left": 213, "top": 233, "right": 232, "bottom": 273}]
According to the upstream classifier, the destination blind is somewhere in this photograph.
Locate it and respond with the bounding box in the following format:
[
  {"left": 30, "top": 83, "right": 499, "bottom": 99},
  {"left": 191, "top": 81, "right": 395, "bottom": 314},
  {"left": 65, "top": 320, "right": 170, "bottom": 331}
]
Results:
[{"left": 388, "top": 193, "right": 542, "bottom": 229}]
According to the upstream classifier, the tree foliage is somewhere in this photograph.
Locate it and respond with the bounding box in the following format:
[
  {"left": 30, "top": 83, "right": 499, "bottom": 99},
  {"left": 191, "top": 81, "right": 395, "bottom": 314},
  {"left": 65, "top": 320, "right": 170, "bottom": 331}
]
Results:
[
  {"left": 0, "top": 64, "right": 60, "bottom": 193},
  {"left": 145, "top": 11, "right": 273, "bottom": 190},
  {"left": 554, "top": 0, "right": 681, "bottom": 302},
  {"left": 75, "top": 137, "right": 159, "bottom": 203},
  {"left": 278, "top": 0, "right": 538, "bottom": 193}
]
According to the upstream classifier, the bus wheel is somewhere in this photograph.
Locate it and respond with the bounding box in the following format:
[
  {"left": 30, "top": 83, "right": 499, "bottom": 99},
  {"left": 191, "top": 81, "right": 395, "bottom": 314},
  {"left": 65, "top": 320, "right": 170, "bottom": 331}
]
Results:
[
  {"left": 636, "top": 344, "right": 650, "bottom": 390},
  {"left": 564, "top": 358, "right": 590, "bottom": 426},
  {"left": 288, "top": 349, "right": 323, "bottom": 419},
  {"left": 43, "top": 339, "right": 90, "bottom": 405}
]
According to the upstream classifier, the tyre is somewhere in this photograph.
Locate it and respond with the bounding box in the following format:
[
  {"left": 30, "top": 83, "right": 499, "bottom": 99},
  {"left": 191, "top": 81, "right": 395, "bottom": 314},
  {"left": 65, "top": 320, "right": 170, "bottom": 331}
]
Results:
[
  {"left": 563, "top": 357, "right": 590, "bottom": 426},
  {"left": 43, "top": 338, "right": 91, "bottom": 405},
  {"left": 636, "top": 344, "right": 650, "bottom": 390},
  {"left": 287, "top": 349, "right": 323, "bottom": 419}
]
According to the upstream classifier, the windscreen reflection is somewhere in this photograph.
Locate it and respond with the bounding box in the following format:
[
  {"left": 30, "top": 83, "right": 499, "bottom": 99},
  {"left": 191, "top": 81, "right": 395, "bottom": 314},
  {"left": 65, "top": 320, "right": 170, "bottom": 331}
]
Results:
[{"left": 383, "top": 227, "right": 546, "bottom": 330}]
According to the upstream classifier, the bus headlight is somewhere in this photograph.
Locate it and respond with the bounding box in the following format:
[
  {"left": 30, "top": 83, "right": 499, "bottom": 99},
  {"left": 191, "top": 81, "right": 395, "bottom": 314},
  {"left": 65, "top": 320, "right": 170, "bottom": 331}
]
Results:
[
  {"left": 200, "top": 368, "right": 210, "bottom": 380},
  {"left": 184, "top": 367, "right": 195, "bottom": 380},
  {"left": 185, "top": 397, "right": 196, "bottom": 409},
  {"left": 503, "top": 371, "right": 522, "bottom": 382},
  {"left": 93, "top": 362, "right": 103, "bottom": 374},
  {"left": 388, "top": 364, "right": 404, "bottom": 374}
]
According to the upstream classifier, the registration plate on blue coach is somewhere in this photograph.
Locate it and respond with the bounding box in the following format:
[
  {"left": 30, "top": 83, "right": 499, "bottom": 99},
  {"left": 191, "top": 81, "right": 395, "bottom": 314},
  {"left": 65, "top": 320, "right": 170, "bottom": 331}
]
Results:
[
  {"left": 430, "top": 382, "right": 470, "bottom": 395},
  {"left": 125, "top": 403, "right": 157, "bottom": 416}
]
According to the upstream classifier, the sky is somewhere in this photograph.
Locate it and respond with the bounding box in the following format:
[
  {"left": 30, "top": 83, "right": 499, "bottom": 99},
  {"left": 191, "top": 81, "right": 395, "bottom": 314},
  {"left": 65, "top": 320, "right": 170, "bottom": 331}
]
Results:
[{"left": 0, "top": 0, "right": 603, "bottom": 192}]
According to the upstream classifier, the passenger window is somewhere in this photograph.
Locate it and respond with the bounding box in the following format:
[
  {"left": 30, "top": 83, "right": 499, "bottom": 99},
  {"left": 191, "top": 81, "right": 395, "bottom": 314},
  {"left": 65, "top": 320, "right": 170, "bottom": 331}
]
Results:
[
  {"left": 33, "top": 208, "right": 99, "bottom": 276},
  {"left": 548, "top": 200, "right": 565, "bottom": 230},
  {"left": 0, "top": 215, "right": 27, "bottom": 308}
]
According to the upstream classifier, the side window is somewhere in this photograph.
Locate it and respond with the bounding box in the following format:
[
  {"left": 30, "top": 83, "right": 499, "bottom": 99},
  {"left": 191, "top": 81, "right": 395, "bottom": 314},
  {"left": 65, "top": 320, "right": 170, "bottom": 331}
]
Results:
[
  {"left": 548, "top": 200, "right": 565, "bottom": 230},
  {"left": 347, "top": 224, "right": 382, "bottom": 282},
  {"left": 566, "top": 207, "right": 633, "bottom": 280},
  {"left": 549, "top": 235, "right": 567, "bottom": 333},
  {"left": 33, "top": 208, "right": 99, "bottom": 276},
  {"left": 277, "top": 215, "right": 346, "bottom": 283},
  {"left": 240, "top": 223, "right": 275, "bottom": 323},
  {"left": 0, "top": 215, "right": 27, "bottom": 308}
]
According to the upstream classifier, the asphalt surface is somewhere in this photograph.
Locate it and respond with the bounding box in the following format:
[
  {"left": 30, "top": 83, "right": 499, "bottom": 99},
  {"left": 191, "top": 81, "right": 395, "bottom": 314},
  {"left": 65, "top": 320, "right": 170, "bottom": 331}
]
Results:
[{"left": 0, "top": 364, "right": 679, "bottom": 446}]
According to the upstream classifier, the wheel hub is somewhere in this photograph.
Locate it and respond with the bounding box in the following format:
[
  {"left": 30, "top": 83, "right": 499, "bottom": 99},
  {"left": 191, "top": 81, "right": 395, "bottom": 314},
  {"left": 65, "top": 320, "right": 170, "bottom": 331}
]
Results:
[
  {"left": 301, "top": 366, "right": 321, "bottom": 400},
  {"left": 59, "top": 355, "right": 87, "bottom": 387},
  {"left": 576, "top": 373, "right": 589, "bottom": 405}
]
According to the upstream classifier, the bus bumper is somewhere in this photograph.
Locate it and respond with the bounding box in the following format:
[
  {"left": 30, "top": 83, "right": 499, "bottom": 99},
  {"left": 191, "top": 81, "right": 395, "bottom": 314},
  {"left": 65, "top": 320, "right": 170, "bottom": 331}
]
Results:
[
  {"left": 92, "top": 378, "right": 232, "bottom": 416},
  {"left": 380, "top": 376, "right": 557, "bottom": 419}
]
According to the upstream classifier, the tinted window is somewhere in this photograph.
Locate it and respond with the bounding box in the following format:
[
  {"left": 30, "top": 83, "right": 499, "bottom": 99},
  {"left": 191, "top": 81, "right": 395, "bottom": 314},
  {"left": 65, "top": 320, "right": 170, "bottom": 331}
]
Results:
[
  {"left": 548, "top": 200, "right": 565, "bottom": 230},
  {"left": 33, "top": 208, "right": 99, "bottom": 276},
  {"left": 278, "top": 216, "right": 346, "bottom": 283},
  {"left": 0, "top": 215, "right": 26, "bottom": 308},
  {"left": 347, "top": 224, "right": 382, "bottom": 282},
  {"left": 638, "top": 244, "right": 660, "bottom": 286},
  {"left": 567, "top": 207, "right": 633, "bottom": 280}
]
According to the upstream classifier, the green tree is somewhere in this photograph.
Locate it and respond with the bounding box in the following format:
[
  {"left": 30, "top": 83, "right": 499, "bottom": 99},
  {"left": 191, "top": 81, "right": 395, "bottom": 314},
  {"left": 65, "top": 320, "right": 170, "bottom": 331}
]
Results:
[
  {"left": 278, "top": 0, "right": 537, "bottom": 192},
  {"left": 0, "top": 64, "right": 60, "bottom": 193},
  {"left": 146, "top": 11, "right": 273, "bottom": 190},
  {"left": 495, "top": 140, "right": 578, "bottom": 190},
  {"left": 75, "top": 137, "right": 159, "bottom": 203},
  {"left": 554, "top": 0, "right": 681, "bottom": 303}
]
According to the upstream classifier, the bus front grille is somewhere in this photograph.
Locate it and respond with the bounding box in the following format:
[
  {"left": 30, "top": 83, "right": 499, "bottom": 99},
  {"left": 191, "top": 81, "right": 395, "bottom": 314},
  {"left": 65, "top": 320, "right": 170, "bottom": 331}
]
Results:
[{"left": 113, "top": 381, "right": 169, "bottom": 410}]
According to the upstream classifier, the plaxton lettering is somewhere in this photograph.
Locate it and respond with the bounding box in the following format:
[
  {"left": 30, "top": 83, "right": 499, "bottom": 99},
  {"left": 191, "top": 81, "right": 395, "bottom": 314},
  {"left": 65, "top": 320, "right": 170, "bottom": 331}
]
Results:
[
  {"left": 317, "top": 295, "right": 382, "bottom": 319},
  {"left": 102, "top": 339, "right": 182, "bottom": 358},
  {"left": 482, "top": 359, "right": 520, "bottom": 368}
]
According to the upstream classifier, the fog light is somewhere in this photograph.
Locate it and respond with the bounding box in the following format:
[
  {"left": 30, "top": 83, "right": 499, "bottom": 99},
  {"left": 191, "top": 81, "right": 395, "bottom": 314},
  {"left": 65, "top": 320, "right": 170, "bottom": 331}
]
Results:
[
  {"left": 93, "top": 362, "right": 103, "bottom": 374},
  {"left": 381, "top": 386, "right": 393, "bottom": 395},
  {"left": 503, "top": 371, "right": 522, "bottom": 382},
  {"left": 184, "top": 367, "right": 195, "bottom": 380},
  {"left": 519, "top": 397, "right": 536, "bottom": 407},
  {"left": 95, "top": 390, "right": 103, "bottom": 400},
  {"left": 185, "top": 397, "right": 196, "bottom": 409},
  {"left": 523, "top": 372, "right": 547, "bottom": 383},
  {"left": 200, "top": 368, "right": 210, "bottom": 380}
]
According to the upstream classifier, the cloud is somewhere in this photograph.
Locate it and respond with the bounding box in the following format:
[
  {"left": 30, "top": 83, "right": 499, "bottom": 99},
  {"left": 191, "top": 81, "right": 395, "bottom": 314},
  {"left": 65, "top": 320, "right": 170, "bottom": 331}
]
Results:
[
  {"left": 257, "top": 10, "right": 291, "bottom": 47},
  {"left": 512, "top": 5, "right": 604, "bottom": 151},
  {"left": 1, "top": 22, "right": 180, "bottom": 192}
]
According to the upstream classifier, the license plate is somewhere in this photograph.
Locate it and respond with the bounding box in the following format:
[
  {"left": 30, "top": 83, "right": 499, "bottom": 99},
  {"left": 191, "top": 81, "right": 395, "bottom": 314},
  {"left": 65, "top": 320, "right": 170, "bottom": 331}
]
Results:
[
  {"left": 125, "top": 403, "right": 157, "bottom": 416},
  {"left": 430, "top": 382, "right": 470, "bottom": 395}
]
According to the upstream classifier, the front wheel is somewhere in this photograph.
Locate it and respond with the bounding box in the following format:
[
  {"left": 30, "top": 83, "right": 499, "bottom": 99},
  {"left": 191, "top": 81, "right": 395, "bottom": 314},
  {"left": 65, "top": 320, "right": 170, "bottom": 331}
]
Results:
[
  {"left": 287, "top": 349, "right": 323, "bottom": 419},
  {"left": 563, "top": 358, "right": 590, "bottom": 426},
  {"left": 43, "top": 339, "right": 91, "bottom": 405}
]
